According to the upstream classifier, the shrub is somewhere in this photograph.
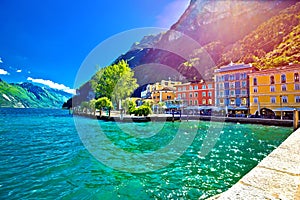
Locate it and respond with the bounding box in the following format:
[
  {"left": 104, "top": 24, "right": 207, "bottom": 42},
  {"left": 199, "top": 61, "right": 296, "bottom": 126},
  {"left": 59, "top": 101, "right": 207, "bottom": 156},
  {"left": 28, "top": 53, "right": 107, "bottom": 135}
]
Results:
[{"left": 133, "top": 105, "right": 152, "bottom": 116}]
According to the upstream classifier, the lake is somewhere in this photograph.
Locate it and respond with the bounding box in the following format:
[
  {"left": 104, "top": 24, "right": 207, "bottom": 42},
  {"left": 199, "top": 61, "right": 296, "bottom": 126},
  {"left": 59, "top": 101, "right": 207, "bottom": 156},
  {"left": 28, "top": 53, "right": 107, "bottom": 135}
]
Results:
[{"left": 0, "top": 108, "right": 292, "bottom": 199}]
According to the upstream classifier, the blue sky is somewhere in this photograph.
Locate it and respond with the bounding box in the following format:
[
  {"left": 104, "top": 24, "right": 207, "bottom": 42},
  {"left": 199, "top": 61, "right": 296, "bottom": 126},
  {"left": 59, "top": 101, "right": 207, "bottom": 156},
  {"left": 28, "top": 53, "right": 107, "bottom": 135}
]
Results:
[{"left": 0, "top": 0, "right": 189, "bottom": 93}]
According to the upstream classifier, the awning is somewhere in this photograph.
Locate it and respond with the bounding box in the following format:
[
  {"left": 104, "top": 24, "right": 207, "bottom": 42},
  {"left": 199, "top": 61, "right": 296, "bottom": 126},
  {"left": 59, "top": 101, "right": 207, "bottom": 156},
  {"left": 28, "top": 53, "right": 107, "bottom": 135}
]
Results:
[
  {"left": 273, "top": 107, "right": 299, "bottom": 112},
  {"left": 235, "top": 106, "right": 248, "bottom": 111}
]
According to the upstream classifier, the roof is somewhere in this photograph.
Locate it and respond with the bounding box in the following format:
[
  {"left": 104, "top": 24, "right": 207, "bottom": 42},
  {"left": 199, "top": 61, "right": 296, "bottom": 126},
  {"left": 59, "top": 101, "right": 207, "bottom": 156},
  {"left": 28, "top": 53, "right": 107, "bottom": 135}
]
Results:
[
  {"left": 216, "top": 63, "right": 254, "bottom": 73},
  {"left": 249, "top": 64, "right": 300, "bottom": 76},
  {"left": 161, "top": 87, "right": 176, "bottom": 91}
]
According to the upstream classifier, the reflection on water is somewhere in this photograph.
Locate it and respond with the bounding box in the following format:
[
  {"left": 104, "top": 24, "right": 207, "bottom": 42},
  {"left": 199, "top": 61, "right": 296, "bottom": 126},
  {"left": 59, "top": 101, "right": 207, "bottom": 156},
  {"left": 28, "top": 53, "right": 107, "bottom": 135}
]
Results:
[{"left": 0, "top": 108, "right": 292, "bottom": 199}]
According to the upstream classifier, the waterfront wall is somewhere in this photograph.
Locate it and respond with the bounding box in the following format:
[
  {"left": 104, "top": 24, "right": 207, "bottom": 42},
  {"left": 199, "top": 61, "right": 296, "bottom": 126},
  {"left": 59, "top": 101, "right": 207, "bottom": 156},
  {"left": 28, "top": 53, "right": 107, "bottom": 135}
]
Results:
[{"left": 209, "top": 128, "right": 300, "bottom": 200}]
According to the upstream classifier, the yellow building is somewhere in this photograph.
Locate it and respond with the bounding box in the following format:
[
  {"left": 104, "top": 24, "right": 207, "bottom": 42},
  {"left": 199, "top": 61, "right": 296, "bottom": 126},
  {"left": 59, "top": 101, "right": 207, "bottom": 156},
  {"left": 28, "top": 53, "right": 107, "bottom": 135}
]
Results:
[
  {"left": 151, "top": 79, "right": 182, "bottom": 103},
  {"left": 249, "top": 64, "right": 300, "bottom": 119}
]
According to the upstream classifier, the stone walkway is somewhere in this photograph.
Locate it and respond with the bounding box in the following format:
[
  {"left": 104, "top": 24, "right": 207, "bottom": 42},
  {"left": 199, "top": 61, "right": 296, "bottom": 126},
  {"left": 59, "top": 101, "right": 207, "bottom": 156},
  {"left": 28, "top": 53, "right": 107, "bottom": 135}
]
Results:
[{"left": 209, "top": 128, "right": 300, "bottom": 200}]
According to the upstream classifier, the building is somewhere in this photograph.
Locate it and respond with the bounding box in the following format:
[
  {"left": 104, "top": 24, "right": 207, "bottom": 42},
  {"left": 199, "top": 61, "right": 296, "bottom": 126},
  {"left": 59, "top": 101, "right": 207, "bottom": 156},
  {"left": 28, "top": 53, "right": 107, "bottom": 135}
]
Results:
[
  {"left": 175, "top": 80, "right": 215, "bottom": 106},
  {"left": 150, "top": 79, "right": 182, "bottom": 103},
  {"left": 249, "top": 64, "right": 300, "bottom": 119},
  {"left": 140, "top": 84, "right": 153, "bottom": 99},
  {"left": 214, "top": 63, "right": 258, "bottom": 113}
]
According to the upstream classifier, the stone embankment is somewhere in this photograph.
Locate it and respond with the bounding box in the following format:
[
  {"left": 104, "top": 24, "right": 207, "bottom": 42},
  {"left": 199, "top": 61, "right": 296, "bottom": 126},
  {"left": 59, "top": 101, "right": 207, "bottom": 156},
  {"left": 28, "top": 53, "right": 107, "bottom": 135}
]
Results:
[{"left": 209, "top": 128, "right": 300, "bottom": 200}]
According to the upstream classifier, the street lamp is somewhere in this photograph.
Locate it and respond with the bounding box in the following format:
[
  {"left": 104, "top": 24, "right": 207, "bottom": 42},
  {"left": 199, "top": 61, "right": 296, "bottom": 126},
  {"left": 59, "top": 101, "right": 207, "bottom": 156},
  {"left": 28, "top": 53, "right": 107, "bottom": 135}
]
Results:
[{"left": 280, "top": 95, "right": 283, "bottom": 120}]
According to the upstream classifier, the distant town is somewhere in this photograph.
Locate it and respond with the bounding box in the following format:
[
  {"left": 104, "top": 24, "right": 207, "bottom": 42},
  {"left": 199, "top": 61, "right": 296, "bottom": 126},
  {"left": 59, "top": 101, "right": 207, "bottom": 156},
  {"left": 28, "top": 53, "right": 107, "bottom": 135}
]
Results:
[{"left": 139, "top": 63, "right": 300, "bottom": 120}]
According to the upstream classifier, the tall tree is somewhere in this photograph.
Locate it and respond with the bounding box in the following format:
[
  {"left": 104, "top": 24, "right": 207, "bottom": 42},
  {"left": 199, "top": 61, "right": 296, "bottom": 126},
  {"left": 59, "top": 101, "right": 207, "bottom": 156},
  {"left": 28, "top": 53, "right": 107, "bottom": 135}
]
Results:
[{"left": 91, "top": 60, "right": 138, "bottom": 109}]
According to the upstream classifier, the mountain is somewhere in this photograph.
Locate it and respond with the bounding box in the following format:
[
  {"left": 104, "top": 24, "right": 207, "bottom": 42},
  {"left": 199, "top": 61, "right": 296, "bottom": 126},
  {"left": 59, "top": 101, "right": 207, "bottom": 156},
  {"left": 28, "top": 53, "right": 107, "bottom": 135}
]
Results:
[
  {"left": 68, "top": 0, "right": 300, "bottom": 105},
  {"left": 220, "top": 2, "right": 300, "bottom": 68},
  {"left": 0, "top": 79, "right": 72, "bottom": 108},
  {"left": 115, "top": 0, "right": 298, "bottom": 82}
]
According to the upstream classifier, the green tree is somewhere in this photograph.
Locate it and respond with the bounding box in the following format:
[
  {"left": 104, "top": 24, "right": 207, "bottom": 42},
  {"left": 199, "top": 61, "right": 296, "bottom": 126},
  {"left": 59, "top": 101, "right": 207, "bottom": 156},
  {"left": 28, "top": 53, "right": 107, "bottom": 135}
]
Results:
[
  {"left": 80, "top": 101, "right": 90, "bottom": 113},
  {"left": 89, "top": 99, "right": 97, "bottom": 116},
  {"left": 91, "top": 60, "right": 139, "bottom": 109},
  {"left": 95, "top": 97, "right": 113, "bottom": 117},
  {"left": 122, "top": 98, "right": 136, "bottom": 115}
]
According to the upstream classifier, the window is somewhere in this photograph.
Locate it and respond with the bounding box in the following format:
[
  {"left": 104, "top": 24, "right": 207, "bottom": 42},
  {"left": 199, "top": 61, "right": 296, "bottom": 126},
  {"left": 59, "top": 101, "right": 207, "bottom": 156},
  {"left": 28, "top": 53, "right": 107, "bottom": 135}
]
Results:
[
  {"left": 271, "top": 97, "right": 276, "bottom": 104},
  {"left": 230, "top": 90, "right": 235, "bottom": 96},
  {"left": 178, "top": 94, "right": 181, "bottom": 99},
  {"left": 254, "top": 97, "right": 258, "bottom": 104},
  {"left": 295, "top": 84, "right": 300, "bottom": 90},
  {"left": 208, "top": 99, "right": 212, "bottom": 105},
  {"left": 253, "top": 87, "right": 258, "bottom": 93},
  {"left": 270, "top": 85, "right": 275, "bottom": 92},
  {"left": 253, "top": 77, "right": 257, "bottom": 86},
  {"left": 183, "top": 87, "right": 186, "bottom": 91},
  {"left": 242, "top": 81, "right": 247, "bottom": 88},
  {"left": 202, "top": 99, "right": 206, "bottom": 105},
  {"left": 295, "top": 96, "right": 300, "bottom": 103},
  {"left": 208, "top": 92, "right": 212, "bottom": 97},
  {"left": 202, "top": 92, "right": 206, "bottom": 97},
  {"left": 194, "top": 100, "right": 198, "bottom": 105},
  {"left": 208, "top": 84, "right": 213, "bottom": 89},
  {"left": 270, "top": 76, "right": 275, "bottom": 84},
  {"left": 219, "top": 83, "right": 224, "bottom": 89},
  {"left": 189, "top": 93, "right": 193, "bottom": 98},
  {"left": 282, "top": 96, "right": 288, "bottom": 103},
  {"left": 282, "top": 85, "right": 287, "bottom": 91},
  {"left": 178, "top": 87, "right": 181, "bottom": 91},
  {"left": 220, "top": 99, "right": 224, "bottom": 105},
  {"left": 230, "top": 83, "right": 235, "bottom": 89},
  {"left": 194, "top": 92, "right": 198, "bottom": 97},
  {"left": 221, "top": 76, "right": 225, "bottom": 81},
  {"left": 241, "top": 98, "right": 247, "bottom": 105},
  {"left": 182, "top": 93, "right": 186, "bottom": 98},
  {"left": 189, "top": 86, "right": 193, "bottom": 90},
  {"left": 167, "top": 96, "right": 171, "bottom": 100},
  {"left": 241, "top": 73, "right": 247, "bottom": 79},
  {"left": 194, "top": 85, "right": 198, "bottom": 90},
  {"left": 202, "top": 85, "right": 206, "bottom": 89},
  {"left": 281, "top": 74, "right": 286, "bottom": 83},
  {"left": 189, "top": 100, "right": 193, "bottom": 105},
  {"left": 220, "top": 91, "right": 224, "bottom": 97},
  {"left": 241, "top": 90, "right": 247, "bottom": 96},
  {"left": 230, "top": 99, "right": 235, "bottom": 105},
  {"left": 295, "top": 73, "right": 299, "bottom": 82},
  {"left": 229, "top": 74, "right": 235, "bottom": 81}
]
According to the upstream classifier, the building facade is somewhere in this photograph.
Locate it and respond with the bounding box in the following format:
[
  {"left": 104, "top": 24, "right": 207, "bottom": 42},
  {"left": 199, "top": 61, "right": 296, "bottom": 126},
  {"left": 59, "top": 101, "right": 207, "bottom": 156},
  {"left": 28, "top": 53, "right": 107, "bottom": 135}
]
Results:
[
  {"left": 249, "top": 64, "right": 300, "bottom": 118},
  {"left": 150, "top": 79, "right": 182, "bottom": 103},
  {"left": 175, "top": 80, "right": 215, "bottom": 106},
  {"left": 214, "top": 63, "right": 258, "bottom": 110}
]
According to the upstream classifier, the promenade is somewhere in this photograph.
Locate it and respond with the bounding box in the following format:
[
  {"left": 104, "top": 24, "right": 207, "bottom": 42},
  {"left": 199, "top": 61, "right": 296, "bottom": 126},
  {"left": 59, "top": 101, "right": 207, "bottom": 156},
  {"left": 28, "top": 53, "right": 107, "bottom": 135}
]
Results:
[{"left": 209, "top": 128, "right": 300, "bottom": 199}]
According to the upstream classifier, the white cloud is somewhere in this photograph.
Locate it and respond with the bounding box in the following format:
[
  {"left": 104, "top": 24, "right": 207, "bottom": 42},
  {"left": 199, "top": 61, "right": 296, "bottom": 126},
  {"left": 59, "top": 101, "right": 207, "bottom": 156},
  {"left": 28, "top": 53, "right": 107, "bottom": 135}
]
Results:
[
  {"left": 27, "top": 77, "right": 76, "bottom": 95},
  {"left": 16, "top": 69, "right": 22, "bottom": 73},
  {"left": 0, "top": 69, "right": 9, "bottom": 75},
  {"left": 156, "top": 0, "right": 190, "bottom": 28}
]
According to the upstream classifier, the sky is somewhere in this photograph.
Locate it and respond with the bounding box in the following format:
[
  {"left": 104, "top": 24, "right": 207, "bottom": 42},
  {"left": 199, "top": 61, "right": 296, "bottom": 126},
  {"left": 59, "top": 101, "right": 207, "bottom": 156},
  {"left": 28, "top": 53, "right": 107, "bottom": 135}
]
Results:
[{"left": 0, "top": 0, "right": 190, "bottom": 94}]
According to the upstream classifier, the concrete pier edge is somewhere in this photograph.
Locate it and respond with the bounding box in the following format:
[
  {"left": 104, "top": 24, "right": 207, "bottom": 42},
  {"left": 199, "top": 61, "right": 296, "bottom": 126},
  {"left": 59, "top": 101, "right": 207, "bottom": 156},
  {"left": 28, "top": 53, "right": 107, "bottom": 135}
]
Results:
[{"left": 208, "top": 128, "right": 300, "bottom": 200}]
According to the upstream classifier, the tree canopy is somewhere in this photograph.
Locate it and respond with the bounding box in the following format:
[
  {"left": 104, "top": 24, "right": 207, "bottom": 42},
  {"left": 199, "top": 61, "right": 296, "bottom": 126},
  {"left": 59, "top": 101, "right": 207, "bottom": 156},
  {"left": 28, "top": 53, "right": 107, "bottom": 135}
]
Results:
[{"left": 91, "top": 60, "right": 138, "bottom": 108}]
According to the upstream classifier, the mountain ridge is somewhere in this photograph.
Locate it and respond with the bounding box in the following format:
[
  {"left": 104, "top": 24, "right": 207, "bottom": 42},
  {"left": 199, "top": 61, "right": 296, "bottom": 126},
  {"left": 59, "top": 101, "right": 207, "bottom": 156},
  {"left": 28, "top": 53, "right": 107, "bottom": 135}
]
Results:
[{"left": 0, "top": 80, "right": 72, "bottom": 108}]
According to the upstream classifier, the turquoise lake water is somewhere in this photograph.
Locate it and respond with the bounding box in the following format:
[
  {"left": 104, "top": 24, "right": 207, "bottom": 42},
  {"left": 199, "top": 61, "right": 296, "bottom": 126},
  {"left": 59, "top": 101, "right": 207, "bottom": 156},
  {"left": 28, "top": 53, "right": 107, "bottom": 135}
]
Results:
[{"left": 0, "top": 108, "right": 293, "bottom": 199}]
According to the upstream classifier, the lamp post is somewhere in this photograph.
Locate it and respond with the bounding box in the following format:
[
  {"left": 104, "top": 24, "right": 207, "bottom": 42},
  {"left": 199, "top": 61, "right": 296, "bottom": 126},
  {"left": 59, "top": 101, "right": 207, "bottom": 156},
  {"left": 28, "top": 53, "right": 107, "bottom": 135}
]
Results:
[{"left": 280, "top": 95, "right": 283, "bottom": 120}]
